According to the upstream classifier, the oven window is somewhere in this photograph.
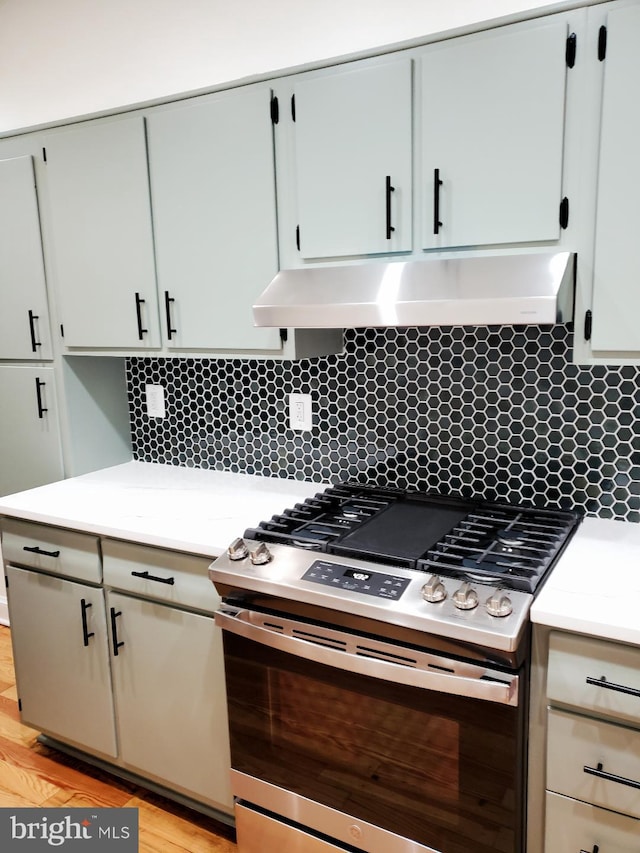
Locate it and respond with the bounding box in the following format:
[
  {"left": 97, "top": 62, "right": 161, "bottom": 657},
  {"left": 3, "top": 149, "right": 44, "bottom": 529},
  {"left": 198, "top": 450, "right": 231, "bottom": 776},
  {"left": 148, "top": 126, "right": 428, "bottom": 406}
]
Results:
[{"left": 224, "top": 633, "right": 524, "bottom": 853}]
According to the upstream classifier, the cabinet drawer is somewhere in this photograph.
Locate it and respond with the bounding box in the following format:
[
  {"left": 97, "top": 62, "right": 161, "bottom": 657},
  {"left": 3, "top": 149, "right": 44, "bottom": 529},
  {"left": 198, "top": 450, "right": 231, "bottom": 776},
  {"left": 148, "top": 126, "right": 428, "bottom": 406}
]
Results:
[
  {"left": 102, "top": 539, "right": 220, "bottom": 613},
  {"left": 548, "top": 631, "right": 640, "bottom": 726},
  {"left": 547, "top": 708, "right": 640, "bottom": 820},
  {"left": 1, "top": 518, "right": 101, "bottom": 583},
  {"left": 544, "top": 791, "right": 640, "bottom": 853}
]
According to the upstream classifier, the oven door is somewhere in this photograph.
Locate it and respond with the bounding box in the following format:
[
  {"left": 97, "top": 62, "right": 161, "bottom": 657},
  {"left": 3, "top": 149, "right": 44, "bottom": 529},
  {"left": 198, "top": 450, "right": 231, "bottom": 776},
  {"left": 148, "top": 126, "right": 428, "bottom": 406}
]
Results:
[{"left": 216, "top": 605, "right": 526, "bottom": 853}]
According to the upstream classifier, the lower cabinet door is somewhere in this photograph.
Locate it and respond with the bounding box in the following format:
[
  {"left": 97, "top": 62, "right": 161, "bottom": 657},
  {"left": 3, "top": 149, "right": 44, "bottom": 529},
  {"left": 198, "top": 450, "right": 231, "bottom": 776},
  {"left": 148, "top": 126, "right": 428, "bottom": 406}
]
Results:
[
  {"left": 106, "top": 591, "right": 232, "bottom": 812},
  {"left": 6, "top": 565, "right": 117, "bottom": 757},
  {"left": 545, "top": 791, "right": 639, "bottom": 852}
]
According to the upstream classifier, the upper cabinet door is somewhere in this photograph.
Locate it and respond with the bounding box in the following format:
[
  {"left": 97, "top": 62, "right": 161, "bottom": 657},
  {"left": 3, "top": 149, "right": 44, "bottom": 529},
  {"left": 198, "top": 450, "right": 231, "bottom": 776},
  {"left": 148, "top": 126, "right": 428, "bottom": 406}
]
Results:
[
  {"left": 0, "top": 156, "right": 52, "bottom": 359},
  {"left": 147, "top": 85, "right": 281, "bottom": 352},
  {"left": 293, "top": 58, "right": 412, "bottom": 259},
  {"left": 419, "top": 17, "right": 568, "bottom": 250},
  {"left": 43, "top": 116, "right": 160, "bottom": 350},
  {"left": 0, "top": 365, "right": 64, "bottom": 497},
  {"left": 590, "top": 4, "right": 640, "bottom": 352}
]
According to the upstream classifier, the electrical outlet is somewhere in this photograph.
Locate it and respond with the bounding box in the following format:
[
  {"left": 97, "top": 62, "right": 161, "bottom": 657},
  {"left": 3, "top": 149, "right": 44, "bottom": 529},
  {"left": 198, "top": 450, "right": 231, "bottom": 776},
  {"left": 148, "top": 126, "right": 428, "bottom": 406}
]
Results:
[
  {"left": 145, "top": 384, "right": 166, "bottom": 418},
  {"left": 289, "top": 392, "right": 313, "bottom": 431}
]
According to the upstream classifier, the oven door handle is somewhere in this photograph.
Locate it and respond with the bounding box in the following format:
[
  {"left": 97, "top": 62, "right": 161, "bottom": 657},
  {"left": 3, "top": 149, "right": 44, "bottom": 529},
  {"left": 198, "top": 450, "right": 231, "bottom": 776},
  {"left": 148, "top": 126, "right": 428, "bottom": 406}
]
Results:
[{"left": 215, "top": 607, "right": 519, "bottom": 707}]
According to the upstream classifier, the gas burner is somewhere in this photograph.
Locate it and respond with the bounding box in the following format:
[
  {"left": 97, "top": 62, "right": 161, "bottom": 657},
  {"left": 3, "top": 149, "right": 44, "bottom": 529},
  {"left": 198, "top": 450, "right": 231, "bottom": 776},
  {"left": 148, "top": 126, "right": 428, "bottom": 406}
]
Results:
[{"left": 495, "top": 530, "right": 528, "bottom": 549}]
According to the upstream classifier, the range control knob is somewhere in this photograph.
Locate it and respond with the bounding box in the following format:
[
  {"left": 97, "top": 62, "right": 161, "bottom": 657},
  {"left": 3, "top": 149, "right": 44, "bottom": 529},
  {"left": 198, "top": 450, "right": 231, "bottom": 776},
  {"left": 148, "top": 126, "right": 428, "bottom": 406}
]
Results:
[
  {"left": 421, "top": 575, "right": 447, "bottom": 603},
  {"left": 452, "top": 582, "right": 479, "bottom": 611},
  {"left": 250, "top": 542, "right": 273, "bottom": 566},
  {"left": 486, "top": 591, "right": 513, "bottom": 618},
  {"left": 227, "top": 537, "right": 249, "bottom": 561}
]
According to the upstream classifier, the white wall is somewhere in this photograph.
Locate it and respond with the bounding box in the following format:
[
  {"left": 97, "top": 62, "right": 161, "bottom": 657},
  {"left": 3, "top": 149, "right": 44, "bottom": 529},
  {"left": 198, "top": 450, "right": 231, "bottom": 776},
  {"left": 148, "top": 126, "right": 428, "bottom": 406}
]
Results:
[{"left": 0, "top": 0, "right": 565, "bottom": 133}]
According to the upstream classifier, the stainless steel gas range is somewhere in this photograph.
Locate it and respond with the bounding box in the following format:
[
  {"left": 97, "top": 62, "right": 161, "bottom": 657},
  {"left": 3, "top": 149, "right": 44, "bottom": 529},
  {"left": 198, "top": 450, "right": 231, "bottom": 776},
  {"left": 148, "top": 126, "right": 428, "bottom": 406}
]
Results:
[{"left": 209, "top": 484, "right": 581, "bottom": 853}]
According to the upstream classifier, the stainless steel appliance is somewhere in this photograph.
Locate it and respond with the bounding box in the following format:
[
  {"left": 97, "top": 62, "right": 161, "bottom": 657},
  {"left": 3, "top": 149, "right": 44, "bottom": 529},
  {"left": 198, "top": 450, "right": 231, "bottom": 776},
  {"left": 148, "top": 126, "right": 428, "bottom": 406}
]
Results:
[
  {"left": 252, "top": 252, "right": 575, "bottom": 329},
  {"left": 210, "top": 484, "right": 580, "bottom": 853}
]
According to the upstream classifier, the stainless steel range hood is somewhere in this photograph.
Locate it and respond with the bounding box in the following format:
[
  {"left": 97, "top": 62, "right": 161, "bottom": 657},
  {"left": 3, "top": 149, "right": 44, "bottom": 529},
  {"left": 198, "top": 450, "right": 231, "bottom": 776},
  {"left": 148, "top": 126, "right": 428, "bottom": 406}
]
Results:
[{"left": 253, "top": 251, "right": 575, "bottom": 329}]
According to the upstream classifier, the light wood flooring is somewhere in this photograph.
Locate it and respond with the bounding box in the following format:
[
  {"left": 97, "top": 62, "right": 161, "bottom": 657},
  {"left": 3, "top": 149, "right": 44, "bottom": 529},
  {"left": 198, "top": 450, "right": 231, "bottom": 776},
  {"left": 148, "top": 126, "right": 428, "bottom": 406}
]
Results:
[{"left": 0, "top": 624, "right": 237, "bottom": 852}]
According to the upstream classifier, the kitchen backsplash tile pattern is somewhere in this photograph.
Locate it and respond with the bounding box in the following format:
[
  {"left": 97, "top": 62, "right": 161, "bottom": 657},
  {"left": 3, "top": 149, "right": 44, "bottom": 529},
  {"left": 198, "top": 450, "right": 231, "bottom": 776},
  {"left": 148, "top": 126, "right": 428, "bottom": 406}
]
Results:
[{"left": 127, "top": 325, "right": 640, "bottom": 522}]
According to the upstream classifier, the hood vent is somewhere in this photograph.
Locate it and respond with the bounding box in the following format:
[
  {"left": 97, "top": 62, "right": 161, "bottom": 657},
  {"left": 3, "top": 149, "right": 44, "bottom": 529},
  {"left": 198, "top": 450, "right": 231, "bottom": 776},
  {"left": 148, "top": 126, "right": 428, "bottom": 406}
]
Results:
[{"left": 253, "top": 252, "right": 575, "bottom": 329}]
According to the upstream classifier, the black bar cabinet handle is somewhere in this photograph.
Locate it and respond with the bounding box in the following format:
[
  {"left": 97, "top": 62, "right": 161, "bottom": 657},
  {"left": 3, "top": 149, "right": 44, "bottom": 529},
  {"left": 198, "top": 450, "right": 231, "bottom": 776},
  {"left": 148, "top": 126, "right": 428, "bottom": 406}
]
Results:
[
  {"left": 579, "top": 846, "right": 599, "bottom": 853},
  {"left": 80, "top": 599, "right": 95, "bottom": 647},
  {"left": 110, "top": 608, "right": 125, "bottom": 656},
  {"left": 586, "top": 674, "right": 640, "bottom": 698},
  {"left": 134, "top": 292, "right": 147, "bottom": 341},
  {"left": 131, "top": 569, "right": 175, "bottom": 586},
  {"left": 35, "top": 378, "right": 47, "bottom": 419},
  {"left": 385, "top": 175, "right": 395, "bottom": 240},
  {"left": 164, "top": 291, "right": 177, "bottom": 341},
  {"left": 23, "top": 545, "right": 60, "bottom": 558},
  {"left": 433, "top": 168, "right": 443, "bottom": 234},
  {"left": 583, "top": 761, "right": 640, "bottom": 790},
  {"left": 28, "top": 310, "right": 41, "bottom": 353}
]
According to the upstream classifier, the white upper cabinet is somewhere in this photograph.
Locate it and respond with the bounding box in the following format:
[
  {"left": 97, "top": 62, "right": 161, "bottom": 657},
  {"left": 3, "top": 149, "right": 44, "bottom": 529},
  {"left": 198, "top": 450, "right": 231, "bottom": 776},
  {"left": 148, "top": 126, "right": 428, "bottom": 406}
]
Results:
[
  {"left": 590, "top": 3, "right": 640, "bottom": 353},
  {"left": 292, "top": 58, "right": 412, "bottom": 259},
  {"left": 43, "top": 116, "right": 160, "bottom": 350},
  {"left": 0, "top": 156, "right": 52, "bottom": 359},
  {"left": 146, "top": 85, "right": 281, "bottom": 352},
  {"left": 419, "top": 17, "right": 569, "bottom": 250}
]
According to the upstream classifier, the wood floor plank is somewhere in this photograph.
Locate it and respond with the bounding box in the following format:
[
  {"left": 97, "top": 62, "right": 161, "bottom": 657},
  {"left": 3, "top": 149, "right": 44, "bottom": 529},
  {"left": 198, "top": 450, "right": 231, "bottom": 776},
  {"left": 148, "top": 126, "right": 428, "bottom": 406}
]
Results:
[
  {"left": 0, "top": 699, "right": 39, "bottom": 748},
  {"left": 0, "top": 629, "right": 16, "bottom": 685},
  {"left": 40, "top": 788, "right": 142, "bottom": 809},
  {"left": 0, "top": 684, "right": 18, "bottom": 702},
  {"left": 0, "top": 756, "right": 61, "bottom": 805},
  {"left": 0, "top": 625, "right": 237, "bottom": 848},
  {"left": 0, "top": 787, "right": 42, "bottom": 808}
]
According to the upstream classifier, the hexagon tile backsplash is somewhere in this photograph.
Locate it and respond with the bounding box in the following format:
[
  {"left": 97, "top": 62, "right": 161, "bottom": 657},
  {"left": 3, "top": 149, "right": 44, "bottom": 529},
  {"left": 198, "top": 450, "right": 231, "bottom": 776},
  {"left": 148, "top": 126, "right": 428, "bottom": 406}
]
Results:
[{"left": 127, "top": 325, "right": 640, "bottom": 522}]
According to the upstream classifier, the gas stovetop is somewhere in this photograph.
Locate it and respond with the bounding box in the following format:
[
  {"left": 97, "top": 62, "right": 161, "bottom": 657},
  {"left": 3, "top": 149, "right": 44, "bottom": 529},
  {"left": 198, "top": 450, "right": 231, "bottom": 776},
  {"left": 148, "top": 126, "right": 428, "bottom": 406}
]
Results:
[
  {"left": 243, "top": 483, "right": 580, "bottom": 594},
  {"left": 209, "top": 483, "right": 581, "bottom": 654}
]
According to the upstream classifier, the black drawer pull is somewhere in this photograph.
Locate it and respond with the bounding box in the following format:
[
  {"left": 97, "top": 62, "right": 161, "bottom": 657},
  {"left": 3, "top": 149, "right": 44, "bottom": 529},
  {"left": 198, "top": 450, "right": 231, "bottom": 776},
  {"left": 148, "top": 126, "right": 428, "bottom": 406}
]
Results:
[
  {"left": 23, "top": 545, "right": 60, "bottom": 558},
  {"left": 433, "top": 168, "right": 443, "bottom": 234},
  {"left": 164, "top": 291, "right": 177, "bottom": 341},
  {"left": 35, "top": 378, "right": 48, "bottom": 419},
  {"left": 110, "top": 608, "right": 124, "bottom": 656},
  {"left": 583, "top": 761, "right": 640, "bottom": 790},
  {"left": 385, "top": 175, "right": 395, "bottom": 240},
  {"left": 134, "top": 292, "right": 148, "bottom": 340},
  {"left": 586, "top": 675, "right": 640, "bottom": 698},
  {"left": 579, "top": 846, "right": 599, "bottom": 853},
  {"left": 28, "top": 310, "right": 42, "bottom": 352},
  {"left": 131, "top": 569, "right": 175, "bottom": 586},
  {"left": 80, "top": 599, "right": 95, "bottom": 647}
]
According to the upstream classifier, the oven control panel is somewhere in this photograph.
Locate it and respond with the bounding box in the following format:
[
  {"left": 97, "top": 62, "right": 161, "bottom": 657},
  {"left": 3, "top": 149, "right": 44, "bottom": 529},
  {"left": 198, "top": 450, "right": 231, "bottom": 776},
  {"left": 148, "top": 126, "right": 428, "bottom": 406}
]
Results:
[{"left": 302, "top": 560, "right": 411, "bottom": 600}]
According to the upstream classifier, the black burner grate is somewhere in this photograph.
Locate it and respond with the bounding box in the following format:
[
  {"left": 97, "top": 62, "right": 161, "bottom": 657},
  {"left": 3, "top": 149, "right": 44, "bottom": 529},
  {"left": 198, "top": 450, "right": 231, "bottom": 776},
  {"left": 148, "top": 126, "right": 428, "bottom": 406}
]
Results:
[{"left": 417, "top": 506, "right": 580, "bottom": 592}]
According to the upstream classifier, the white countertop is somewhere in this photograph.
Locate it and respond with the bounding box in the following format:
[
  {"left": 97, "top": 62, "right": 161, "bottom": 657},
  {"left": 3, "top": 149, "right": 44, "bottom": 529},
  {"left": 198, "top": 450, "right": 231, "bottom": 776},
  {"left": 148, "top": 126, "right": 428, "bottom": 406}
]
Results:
[
  {"left": 0, "top": 462, "right": 324, "bottom": 558},
  {"left": 1, "top": 463, "right": 639, "bottom": 645},
  {"left": 531, "top": 516, "right": 640, "bottom": 647}
]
